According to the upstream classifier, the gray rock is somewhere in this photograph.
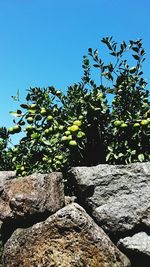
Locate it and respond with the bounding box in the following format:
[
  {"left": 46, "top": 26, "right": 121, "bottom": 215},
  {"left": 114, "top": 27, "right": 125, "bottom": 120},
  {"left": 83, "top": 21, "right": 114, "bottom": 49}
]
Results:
[
  {"left": 2, "top": 203, "right": 130, "bottom": 267},
  {"left": 117, "top": 232, "right": 150, "bottom": 267},
  {"left": 0, "top": 171, "right": 16, "bottom": 194},
  {"left": 118, "top": 232, "right": 150, "bottom": 256},
  {"left": 0, "top": 172, "right": 65, "bottom": 221},
  {"left": 69, "top": 163, "right": 150, "bottom": 238}
]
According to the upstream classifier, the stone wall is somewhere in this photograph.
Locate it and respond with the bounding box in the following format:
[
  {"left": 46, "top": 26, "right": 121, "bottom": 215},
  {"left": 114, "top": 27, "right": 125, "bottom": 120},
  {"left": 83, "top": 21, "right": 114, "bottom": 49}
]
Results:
[{"left": 0, "top": 163, "right": 149, "bottom": 266}]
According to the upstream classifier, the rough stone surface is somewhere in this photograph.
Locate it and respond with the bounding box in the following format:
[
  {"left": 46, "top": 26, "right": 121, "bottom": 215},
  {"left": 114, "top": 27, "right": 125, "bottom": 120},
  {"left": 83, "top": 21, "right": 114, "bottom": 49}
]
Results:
[
  {"left": 0, "top": 171, "right": 16, "bottom": 193},
  {"left": 118, "top": 232, "right": 150, "bottom": 256},
  {"left": 0, "top": 172, "right": 65, "bottom": 221},
  {"left": 69, "top": 163, "right": 150, "bottom": 238},
  {"left": 117, "top": 232, "right": 150, "bottom": 267},
  {"left": 2, "top": 203, "right": 130, "bottom": 267}
]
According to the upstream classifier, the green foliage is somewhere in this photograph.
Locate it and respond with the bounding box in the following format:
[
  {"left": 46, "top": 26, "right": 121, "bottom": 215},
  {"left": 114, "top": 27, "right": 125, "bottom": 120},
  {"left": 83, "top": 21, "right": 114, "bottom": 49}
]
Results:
[{"left": 0, "top": 37, "right": 150, "bottom": 175}]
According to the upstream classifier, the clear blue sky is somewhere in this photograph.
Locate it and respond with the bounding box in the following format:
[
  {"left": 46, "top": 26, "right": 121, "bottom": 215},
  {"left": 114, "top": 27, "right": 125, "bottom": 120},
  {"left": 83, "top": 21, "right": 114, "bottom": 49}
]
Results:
[{"left": 0, "top": 0, "right": 150, "bottom": 136}]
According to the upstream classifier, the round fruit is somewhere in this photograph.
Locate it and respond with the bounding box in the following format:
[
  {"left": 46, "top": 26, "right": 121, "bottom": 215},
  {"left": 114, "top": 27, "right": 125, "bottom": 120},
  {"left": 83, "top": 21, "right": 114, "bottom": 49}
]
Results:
[
  {"left": 13, "top": 125, "right": 21, "bottom": 133},
  {"left": 79, "top": 115, "right": 84, "bottom": 120},
  {"left": 113, "top": 120, "right": 122, "bottom": 127},
  {"left": 133, "top": 123, "right": 140, "bottom": 128},
  {"left": 77, "top": 131, "right": 86, "bottom": 139},
  {"left": 69, "top": 140, "right": 77, "bottom": 146},
  {"left": 55, "top": 160, "right": 61, "bottom": 165},
  {"left": 56, "top": 90, "right": 61, "bottom": 95},
  {"left": 13, "top": 147, "right": 18, "bottom": 152},
  {"left": 61, "top": 136, "right": 68, "bottom": 141},
  {"left": 40, "top": 108, "right": 47, "bottom": 115},
  {"left": 31, "top": 133, "right": 39, "bottom": 139},
  {"left": 59, "top": 125, "right": 64, "bottom": 131},
  {"left": 47, "top": 115, "right": 53, "bottom": 121},
  {"left": 67, "top": 135, "right": 72, "bottom": 140},
  {"left": 26, "top": 125, "right": 33, "bottom": 131},
  {"left": 27, "top": 117, "right": 34, "bottom": 124},
  {"left": 20, "top": 166, "right": 25, "bottom": 171},
  {"left": 120, "top": 123, "right": 128, "bottom": 128},
  {"left": 65, "top": 130, "right": 71, "bottom": 136},
  {"left": 30, "top": 104, "right": 37, "bottom": 109},
  {"left": 73, "top": 120, "right": 82, "bottom": 127},
  {"left": 141, "top": 119, "right": 149, "bottom": 126},
  {"left": 70, "top": 125, "right": 79, "bottom": 132},
  {"left": 8, "top": 127, "right": 15, "bottom": 134},
  {"left": 57, "top": 155, "right": 63, "bottom": 160},
  {"left": 42, "top": 157, "right": 48, "bottom": 162},
  {"left": 22, "top": 171, "right": 27, "bottom": 177}
]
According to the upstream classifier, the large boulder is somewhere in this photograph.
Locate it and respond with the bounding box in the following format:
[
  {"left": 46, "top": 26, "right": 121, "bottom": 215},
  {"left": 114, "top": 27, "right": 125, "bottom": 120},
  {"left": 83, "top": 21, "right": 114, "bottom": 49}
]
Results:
[
  {"left": 69, "top": 163, "right": 150, "bottom": 239},
  {"left": 0, "top": 172, "right": 65, "bottom": 222},
  {"left": 117, "top": 232, "right": 150, "bottom": 267},
  {"left": 2, "top": 203, "right": 130, "bottom": 267}
]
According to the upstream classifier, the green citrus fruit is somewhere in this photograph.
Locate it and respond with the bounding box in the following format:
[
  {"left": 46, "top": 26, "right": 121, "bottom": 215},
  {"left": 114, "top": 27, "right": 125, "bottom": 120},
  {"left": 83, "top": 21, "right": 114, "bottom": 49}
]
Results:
[
  {"left": 26, "top": 125, "right": 33, "bottom": 131},
  {"left": 56, "top": 90, "right": 61, "bottom": 95},
  {"left": 20, "top": 166, "right": 25, "bottom": 171},
  {"left": 120, "top": 123, "right": 128, "bottom": 128},
  {"left": 70, "top": 125, "right": 79, "bottom": 132},
  {"left": 47, "top": 115, "right": 53, "bottom": 121},
  {"left": 77, "top": 131, "right": 86, "bottom": 138},
  {"left": 79, "top": 115, "right": 84, "bottom": 120},
  {"left": 31, "top": 133, "right": 39, "bottom": 139},
  {"left": 30, "top": 104, "right": 37, "bottom": 109},
  {"left": 141, "top": 120, "right": 149, "bottom": 126},
  {"left": 8, "top": 127, "right": 15, "bottom": 134},
  {"left": 27, "top": 117, "right": 34, "bottom": 124},
  {"left": 22, "top": 171, "right": 27, "bottom": 177},
  {"left": 69, "top": 140, "right": 77, "bottom": 146},
  {"left": 133, "top": 123, "right": 140, "bottom": 128},
  {"left": 67, "top": 135, "right": 72, "bottom": 140},
  {"left": 113, "top": 120, "right": 122, "bottom": 127},
  {"left": 65, "top": 130, "right": 71, "bottom": 136},
  {"left": 61, "top": 136, "right": 68, "bottom": 141},
  {"left": 59, "top": 125, "right": 64, "bottom": 131},
  {"left": 13, "top": 125, "right": 21, "bottom": 133},
  {"left": 40, "top": 108, "right": 47, "bottom": 115},
  {"left": 73, "top": 120, "right": 82, "bottom": 127}
]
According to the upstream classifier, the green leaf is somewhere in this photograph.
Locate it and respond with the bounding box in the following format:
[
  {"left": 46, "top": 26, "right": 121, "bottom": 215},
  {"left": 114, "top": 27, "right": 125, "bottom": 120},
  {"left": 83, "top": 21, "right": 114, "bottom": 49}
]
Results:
[
  {"left": 132, "top": 54, "right": 139, "bottom": 60},
  {"left": 9, "top": 111, "right": 22, "bottom": 117}
]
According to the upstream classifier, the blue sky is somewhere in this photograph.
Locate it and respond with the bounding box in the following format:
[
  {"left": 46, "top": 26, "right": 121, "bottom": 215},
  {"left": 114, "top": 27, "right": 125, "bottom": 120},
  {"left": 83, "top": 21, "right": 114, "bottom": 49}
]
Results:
[{"left": 0, "top": 0, "right": 150, "bottom": 143}]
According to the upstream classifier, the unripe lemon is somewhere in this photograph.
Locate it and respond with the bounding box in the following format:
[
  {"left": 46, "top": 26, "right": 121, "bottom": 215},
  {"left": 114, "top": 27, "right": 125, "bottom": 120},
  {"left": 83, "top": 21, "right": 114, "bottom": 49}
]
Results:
[
  {"left": 40, "top": 108, "right": 47, "bottom": 115},
  {"left": 26, "top": 125, "right": 33, "bottom": 131},
  {"left": 77, "top": 131, "right": 86, "bottom": 139},
  {"left": 113, "top": 120, "right": 122, "bottom": 127},
  {"left": 70, "top": 125, "right": 79, "bottom": 132},
  {"left": 69, "top": 140, "right": 77, "bottom": 146},
  {"left": 133, "top": 123, "right": 140, "bottom": 128},
  {"left": 141, "top": 120, "right": 149, "bottom": 126},
  {"left": 73, "top": 120, "right": 82, "bottom": 127},
  {"left": 30, "top": 104, "right": 37, "bottom": 109},
  {"left": 47, "top": 115, "right": 53, "bottom": 121},
  {"left": 22, "top": 171, "right": 27, "bottom": 177},
  {"left": 8, "top": 127, "right": 15, "bottom": 134},
  {"left": 59, "top": 125, "right": 64, "bottom": 131},
  {"left": 13, "top": 125, "right": 21, "bottom": 133},
  {"left": 27, "top": 117, "right": 34, "bottom": 124},
  {"left": 67, "top": 135, "right": 72, "bottom": 140},
  {"left": 120, "top": 123, "right": 128, "bottom": 128},
  {"left": 79, "top": 115, "right": 84, "bottom": 120},
  {"left": 31, "top": 133, "right": 39, "bottom": 139},
  {"left": 61, "top": 136, "right": 68, "bottom": 141},
  {"left": 65, "top": 130, "right": 71, "bottom": 136}
]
